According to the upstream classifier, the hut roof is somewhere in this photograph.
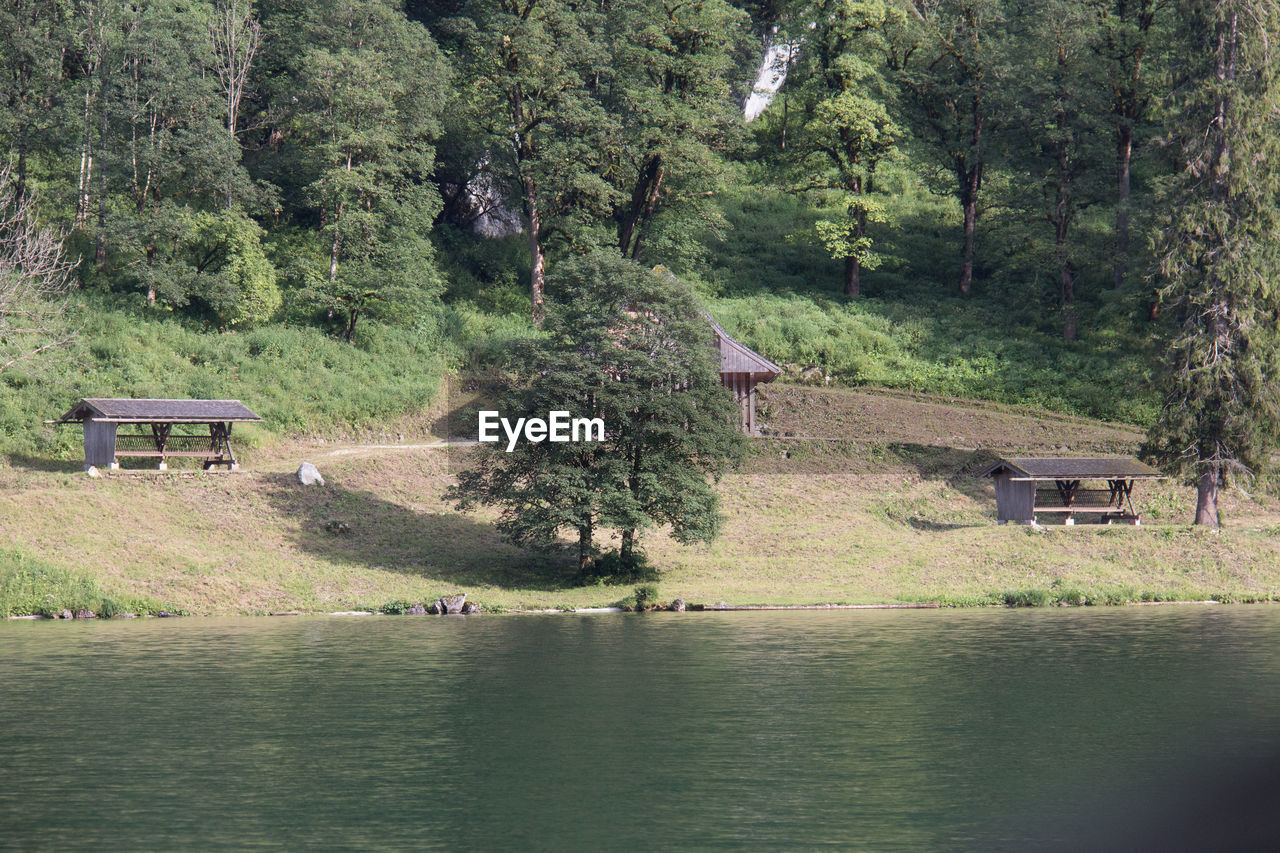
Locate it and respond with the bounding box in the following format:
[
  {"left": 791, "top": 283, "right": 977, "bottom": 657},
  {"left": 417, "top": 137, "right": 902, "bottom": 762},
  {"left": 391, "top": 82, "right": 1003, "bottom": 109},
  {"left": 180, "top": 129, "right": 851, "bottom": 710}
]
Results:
[
  {"left": 57, "top": 398, "right": 263, "bottom": 424},
  {"left": 706, "top": 316, "right": 781, "bottom": 379},
  {"left": 978, "top": 456, "right": 1164, "bottom": 481}
]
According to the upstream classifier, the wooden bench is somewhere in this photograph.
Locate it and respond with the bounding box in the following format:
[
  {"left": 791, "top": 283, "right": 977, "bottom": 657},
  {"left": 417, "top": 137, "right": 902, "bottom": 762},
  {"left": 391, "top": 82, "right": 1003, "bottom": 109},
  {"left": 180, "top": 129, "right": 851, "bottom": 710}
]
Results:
[
  {"left": 112, "top": 424, "right": 238, "bottom": 470},
  {"left": 1034, "top": 480, "right": 1139, "bottom": 525}
]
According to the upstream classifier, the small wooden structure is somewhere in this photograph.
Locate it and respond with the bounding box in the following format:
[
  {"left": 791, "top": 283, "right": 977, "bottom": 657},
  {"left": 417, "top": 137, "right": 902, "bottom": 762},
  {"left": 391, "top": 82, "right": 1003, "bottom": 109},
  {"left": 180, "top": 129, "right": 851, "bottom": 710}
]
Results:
[
  {"left": 979, "top": 456, "right": 1165, "bottom": 525},
  {"left": 708, "top": 316, "right": 781, "bottom": 435},
  {"left": 52, "top": 398, "right": 262, "bottom": 471}
]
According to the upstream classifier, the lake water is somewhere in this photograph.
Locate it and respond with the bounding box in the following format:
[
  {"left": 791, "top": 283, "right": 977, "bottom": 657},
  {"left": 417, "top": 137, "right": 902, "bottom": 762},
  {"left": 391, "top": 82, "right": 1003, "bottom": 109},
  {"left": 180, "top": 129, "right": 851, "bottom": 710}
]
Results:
[{"left": 3, "top": 607, "right": 1280, "bottom": 850}]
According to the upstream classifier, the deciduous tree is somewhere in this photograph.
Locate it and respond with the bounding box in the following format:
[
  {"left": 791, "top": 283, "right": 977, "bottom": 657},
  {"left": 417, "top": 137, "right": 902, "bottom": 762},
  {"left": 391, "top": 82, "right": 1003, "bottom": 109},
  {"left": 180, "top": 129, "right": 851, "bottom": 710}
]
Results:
[
  {"left": 0, "top": 167, "right": 78, "bottom": 375},
  {"left": 451, "top": 253, "right": 744, "bottom": 576}
]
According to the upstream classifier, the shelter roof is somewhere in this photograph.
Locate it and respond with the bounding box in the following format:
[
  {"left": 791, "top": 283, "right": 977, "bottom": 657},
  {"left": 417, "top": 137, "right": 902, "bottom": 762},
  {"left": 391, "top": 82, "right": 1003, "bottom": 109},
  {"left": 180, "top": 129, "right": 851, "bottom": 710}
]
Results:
[
  {"left": 977, "top": 456, "right": 1164, "bottom": 481},
  {"left": 706, "top": 316, "right": 781, "bottom": 379},
  {"left": 57, "top": 398, "right": 263, "bottom": 424}
]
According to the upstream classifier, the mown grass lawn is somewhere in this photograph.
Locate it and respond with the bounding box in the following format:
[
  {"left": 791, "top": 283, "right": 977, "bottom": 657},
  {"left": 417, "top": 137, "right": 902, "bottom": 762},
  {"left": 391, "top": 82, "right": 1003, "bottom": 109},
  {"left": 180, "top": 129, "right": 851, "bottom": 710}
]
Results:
[{"left": 5, "top": 386, "right": 1280, "bottom": 616}]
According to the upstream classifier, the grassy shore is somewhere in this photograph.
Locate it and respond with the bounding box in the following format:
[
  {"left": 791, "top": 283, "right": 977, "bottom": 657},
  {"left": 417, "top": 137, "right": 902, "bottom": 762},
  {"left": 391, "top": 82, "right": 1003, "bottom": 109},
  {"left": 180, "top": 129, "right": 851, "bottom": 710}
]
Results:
[{"left": 4, "top": 385, "right": 1280, "bottom": 616}]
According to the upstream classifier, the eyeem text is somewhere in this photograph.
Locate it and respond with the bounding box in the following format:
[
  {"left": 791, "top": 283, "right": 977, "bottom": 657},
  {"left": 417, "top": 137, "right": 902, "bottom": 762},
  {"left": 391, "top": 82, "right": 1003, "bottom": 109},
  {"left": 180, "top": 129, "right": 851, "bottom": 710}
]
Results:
[{"left": 478, "top": 410, "right": 606, "bottom": 452}]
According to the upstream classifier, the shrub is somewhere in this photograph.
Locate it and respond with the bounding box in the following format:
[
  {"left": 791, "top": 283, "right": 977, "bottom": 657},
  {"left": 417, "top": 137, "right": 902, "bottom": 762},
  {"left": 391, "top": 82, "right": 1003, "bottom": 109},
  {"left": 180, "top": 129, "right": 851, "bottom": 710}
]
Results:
[
  {"left": 380, "top": 600, "right": 414, "bottom": 615},
  {"left": 633, "top": 583, "right": 660, "bottom": 612}
]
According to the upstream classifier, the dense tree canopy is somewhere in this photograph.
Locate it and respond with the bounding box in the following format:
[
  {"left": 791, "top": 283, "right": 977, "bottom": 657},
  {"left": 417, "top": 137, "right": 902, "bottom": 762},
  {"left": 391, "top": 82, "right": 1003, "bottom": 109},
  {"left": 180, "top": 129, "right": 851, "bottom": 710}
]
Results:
[{"left": 6, "top": 0, "right": 1280, "bottom": 521}]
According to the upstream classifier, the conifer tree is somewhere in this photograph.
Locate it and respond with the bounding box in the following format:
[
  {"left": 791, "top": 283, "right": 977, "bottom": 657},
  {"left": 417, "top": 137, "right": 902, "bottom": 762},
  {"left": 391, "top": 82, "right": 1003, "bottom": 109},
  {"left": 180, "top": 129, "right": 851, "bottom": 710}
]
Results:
[{"left": 1145, "top": 0, "right": 1280, "bottom": 526}]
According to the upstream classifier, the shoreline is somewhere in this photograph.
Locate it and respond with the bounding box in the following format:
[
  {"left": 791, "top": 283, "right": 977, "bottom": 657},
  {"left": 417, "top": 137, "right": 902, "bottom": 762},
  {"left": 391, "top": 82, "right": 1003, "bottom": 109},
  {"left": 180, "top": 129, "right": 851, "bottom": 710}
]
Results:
[{"left": 4, "top": 598, "right": 1259, "bottom": 620}]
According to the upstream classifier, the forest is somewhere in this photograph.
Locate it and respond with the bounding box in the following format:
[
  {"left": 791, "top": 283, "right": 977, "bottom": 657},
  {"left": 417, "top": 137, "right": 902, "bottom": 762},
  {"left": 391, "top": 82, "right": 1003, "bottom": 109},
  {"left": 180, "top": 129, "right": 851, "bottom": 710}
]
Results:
[{"left": 1, "top": 0, "right": 1278, "bottom": 513}]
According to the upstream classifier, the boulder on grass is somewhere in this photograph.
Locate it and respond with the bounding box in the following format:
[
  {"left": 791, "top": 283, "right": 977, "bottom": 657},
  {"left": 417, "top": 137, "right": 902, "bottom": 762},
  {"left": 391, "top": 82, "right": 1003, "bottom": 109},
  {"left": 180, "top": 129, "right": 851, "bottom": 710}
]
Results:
[
  {"left": 297, "top": 462, "right": 325, "bottom": 486},
  {"left": 439, "top": 594, "right": 466, "bottom": 614}
]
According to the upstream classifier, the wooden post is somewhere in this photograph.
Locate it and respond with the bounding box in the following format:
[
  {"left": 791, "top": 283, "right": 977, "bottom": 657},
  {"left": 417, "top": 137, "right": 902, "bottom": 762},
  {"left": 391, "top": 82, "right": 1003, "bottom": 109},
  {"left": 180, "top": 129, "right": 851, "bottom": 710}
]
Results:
[{"left": 151, "top": 423, "right": 172, "bottom": 470}]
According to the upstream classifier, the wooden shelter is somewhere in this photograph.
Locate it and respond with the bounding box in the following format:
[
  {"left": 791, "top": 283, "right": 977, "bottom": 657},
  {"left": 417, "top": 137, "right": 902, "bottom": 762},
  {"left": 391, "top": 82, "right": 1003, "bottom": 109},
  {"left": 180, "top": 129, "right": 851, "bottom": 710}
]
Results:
[
  {"left": 978, "top": 456, "right": 1165, "bottom": 525},
  {"left": 52, "top": 398, "right": 262, "bottom": 471},
  {"left": 708, "top": 316, "right": 781, "bottom": 435}
]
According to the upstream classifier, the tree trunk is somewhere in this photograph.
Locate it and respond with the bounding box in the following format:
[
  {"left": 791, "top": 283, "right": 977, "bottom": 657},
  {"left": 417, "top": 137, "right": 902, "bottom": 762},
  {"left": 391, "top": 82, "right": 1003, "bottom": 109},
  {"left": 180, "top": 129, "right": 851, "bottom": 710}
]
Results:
[
  {"left": 525, "top": 174, "right": 545, "bottom": 325},
  {"left": 95, "top": 34, "right": 109, "bottom": 271},
  {"left": 959, "top": 170, "right": 978, "bottom": 297},
  {"left": 1061, "top": 269, "right": 1077, "bottom": 341},
  {"left": 145, "top": 244, "right": 156, "bottom": 305},
  {"left": 344, "top": 308, "right": 358, "bottom": 343},
  {"left": 1195, "top": 464, "right": 1219, "bottom": 526},
  {"left": 1054, "top": 130, "right": 1075, "bottom": 340},
  {"left": 619, "top": 157, "right": 664, "bottom": 261},
  {"left": 956, "top": 89, "right": 984, "bottom": 298},
  {"left": 577, "top": 517, "right": 593, "bottom": 576},
  {"left": 77, "top": 81, "right": 94, "bottom": 227},
  {"left": 329, "top": 225, "right": 341, "bottom": 283},
  {"left": 1113, "top": 122, "right": 1132, "bottom": 290},
  {"left": 844, "top": 255, "right": 860, "bottom": 298},
  {"left": 16, "top": 123, "right": 28, "bottom": 202},
  {"left": 620, "top": 527, "right": 635, "bottom": 570}
]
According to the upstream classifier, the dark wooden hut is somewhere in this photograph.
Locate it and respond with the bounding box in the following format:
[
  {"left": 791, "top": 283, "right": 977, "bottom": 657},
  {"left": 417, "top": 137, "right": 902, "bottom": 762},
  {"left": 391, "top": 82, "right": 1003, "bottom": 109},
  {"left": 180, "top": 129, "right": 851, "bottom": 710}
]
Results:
[
  {"left": 53, "top": 398, "right": 262, "bottom": 471},
  {"left": 708, "top": 316, "right": 781, "bottom": 435},
  {"left": 978, "top": 456, "right": 1164, "bottom": 525}
]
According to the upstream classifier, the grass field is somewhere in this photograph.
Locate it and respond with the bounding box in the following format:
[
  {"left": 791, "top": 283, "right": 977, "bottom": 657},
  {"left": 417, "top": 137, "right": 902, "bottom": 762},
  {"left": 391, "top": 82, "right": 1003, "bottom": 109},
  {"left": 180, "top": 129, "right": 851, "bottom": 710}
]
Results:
[{"left": 4, "top": 385, "right": 1280, "bottom": 617}]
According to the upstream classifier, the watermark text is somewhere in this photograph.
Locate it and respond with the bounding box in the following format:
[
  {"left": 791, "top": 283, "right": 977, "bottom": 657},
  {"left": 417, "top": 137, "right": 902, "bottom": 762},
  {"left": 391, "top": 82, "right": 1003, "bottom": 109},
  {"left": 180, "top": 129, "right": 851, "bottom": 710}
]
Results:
[{"left": 478, "top": 410, "right": 605, "bottom": 452}]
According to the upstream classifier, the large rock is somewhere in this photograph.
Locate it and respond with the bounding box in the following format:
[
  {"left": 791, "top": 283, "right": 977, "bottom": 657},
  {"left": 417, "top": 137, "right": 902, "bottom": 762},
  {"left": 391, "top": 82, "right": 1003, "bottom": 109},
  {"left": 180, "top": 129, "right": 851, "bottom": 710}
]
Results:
[
  {"left": 439, "top": 594, "right": 466, "bottom": 614},
  {"left": 669, "top": 599, "right": 686, "bottom": 612},
  {"left": 427, "top": 600, "right": 443, "bottom": 615},
  {"left": 407, "top": 603, "right": 427, "bottom": 615},
  {"left": 296, "top": 462, "right": 325, "bottom": 486},
  {"left": 74, "top": 609, "right": 96, "bottom": 619},
  {"left": 460, "top": 602, "right": 480, "bottom": 615}
]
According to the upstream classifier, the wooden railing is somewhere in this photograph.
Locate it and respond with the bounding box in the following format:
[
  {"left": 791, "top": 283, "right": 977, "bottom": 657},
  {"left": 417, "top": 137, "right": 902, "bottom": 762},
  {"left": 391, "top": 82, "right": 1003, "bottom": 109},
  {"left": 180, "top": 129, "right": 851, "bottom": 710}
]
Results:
[
  {"left": 115, "top": 433, "right": 222, "bottom": 457},
  {"left": 1034, "top": 488, "right": 1121, "bottom": 511}
]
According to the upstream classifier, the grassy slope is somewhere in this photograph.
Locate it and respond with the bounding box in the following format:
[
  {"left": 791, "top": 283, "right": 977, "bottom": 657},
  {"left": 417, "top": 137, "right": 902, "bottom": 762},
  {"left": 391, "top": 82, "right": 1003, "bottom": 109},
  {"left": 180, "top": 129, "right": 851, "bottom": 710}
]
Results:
[{"left": 4, "top": 384, "right": 1279, "bottom": 615}]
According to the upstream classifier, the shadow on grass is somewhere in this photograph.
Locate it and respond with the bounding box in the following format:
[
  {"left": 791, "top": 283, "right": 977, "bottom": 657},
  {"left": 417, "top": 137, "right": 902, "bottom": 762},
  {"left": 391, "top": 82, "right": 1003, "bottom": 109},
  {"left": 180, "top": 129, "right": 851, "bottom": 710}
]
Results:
[
  {"left": 259, "top": 472, "right": 582, "bottom": 592},
  {"left": 892, "top": 443, "right": 998, "bottom": 503},
  {"left": 905, "top": 516, "right": 985, "bottom": 532},
  {"left": 5, "top": 454, "right": 82, "bottom": 473}
]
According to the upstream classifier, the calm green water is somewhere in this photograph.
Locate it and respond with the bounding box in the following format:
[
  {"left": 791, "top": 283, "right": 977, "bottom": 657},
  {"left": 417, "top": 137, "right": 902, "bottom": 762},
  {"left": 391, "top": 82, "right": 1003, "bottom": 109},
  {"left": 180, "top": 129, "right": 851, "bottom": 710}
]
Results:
[{"left": 3, "top": 608, "right": 1280, "bottom": 850}]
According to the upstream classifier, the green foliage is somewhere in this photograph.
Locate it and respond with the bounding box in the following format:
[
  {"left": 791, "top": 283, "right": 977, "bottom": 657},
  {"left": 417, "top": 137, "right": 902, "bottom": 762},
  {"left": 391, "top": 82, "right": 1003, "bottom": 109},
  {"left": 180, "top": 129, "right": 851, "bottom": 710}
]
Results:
[
  {"left": 704, "top": 290, "right": 1158, "bottom": 424},
  {"left": 632, "top": 583, "right": 660, "bottom": 611},
  {"left": 379, "top": 599, "right": 414, "bottom": 615},
  {"left": 784, "top": 0, "right": 903, "bottom": 296},
  {"left": 287, "top": 0, "right": 450, "bottom": 341},
  {"left": 450, "top": 252, "right": 745, "bottom": 574},
  {"left": 1145, "top": 0, "right": 1280, "bottom": 517},
  {"left": 194, "top": 209, "right": 282, "bottom": 328},
  {"left": 0, "top": 297, "right": 446, "bottom": 457},
  {"left": 0, "top": 550, "right": 165, "bottom": 617},
  {"left": 601, "top": 0, "right": 748, "bottom": 262}
]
